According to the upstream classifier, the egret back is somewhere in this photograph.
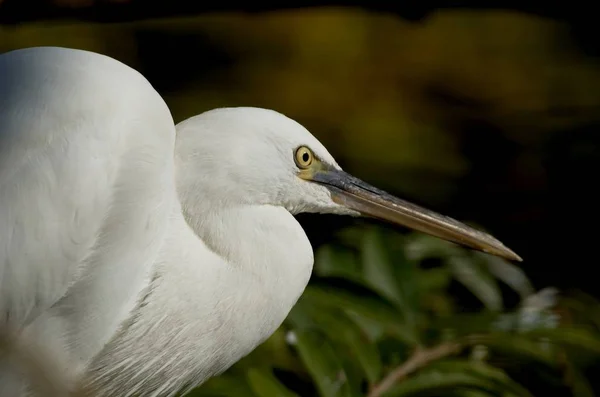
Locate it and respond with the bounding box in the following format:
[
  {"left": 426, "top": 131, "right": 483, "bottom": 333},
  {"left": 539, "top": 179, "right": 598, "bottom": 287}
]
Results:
[{"left": 0, "top": 47, "right": 176, "bottom": 393}]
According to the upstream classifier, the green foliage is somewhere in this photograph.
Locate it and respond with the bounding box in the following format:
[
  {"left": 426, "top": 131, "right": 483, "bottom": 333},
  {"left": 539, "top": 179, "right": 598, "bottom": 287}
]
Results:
[{"left": 189, "top": 225, "right": 600, "bottom": 397}]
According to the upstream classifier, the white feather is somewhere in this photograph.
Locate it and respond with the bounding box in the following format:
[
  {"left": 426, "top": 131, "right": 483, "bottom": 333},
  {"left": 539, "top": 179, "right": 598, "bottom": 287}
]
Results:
[{"left": 0, "top": 47, "right": 350, "bottom": 396}]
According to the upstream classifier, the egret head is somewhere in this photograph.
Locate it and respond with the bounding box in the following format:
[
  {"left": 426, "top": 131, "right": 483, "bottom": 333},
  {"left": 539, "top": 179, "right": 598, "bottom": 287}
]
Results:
[{"left": 175, "top": 107, "right": 521, "bottom": 262}]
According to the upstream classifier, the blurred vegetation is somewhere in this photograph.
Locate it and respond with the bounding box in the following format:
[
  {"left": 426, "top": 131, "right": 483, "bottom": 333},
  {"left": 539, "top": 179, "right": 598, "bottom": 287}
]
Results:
[
  {"left": 2, "top": 10, "right": 599, "bottom": 199},
  {"left": 187, "top": 226, "right": 600, "bottom": 397},
  {"left": 2, "top": 5, "right": 600, "bottom": 396}
]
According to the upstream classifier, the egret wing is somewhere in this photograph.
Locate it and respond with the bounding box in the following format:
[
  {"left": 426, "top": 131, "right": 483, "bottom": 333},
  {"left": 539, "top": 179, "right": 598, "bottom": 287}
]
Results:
[{"left": 0, "top": 47, "right": 175, "bottom": 367}]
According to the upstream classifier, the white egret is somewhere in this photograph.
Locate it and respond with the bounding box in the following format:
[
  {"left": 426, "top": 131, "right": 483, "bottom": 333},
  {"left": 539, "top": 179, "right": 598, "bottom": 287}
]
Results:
[{"left": 0, "top": 46, "right": 520, "bottom": 397}]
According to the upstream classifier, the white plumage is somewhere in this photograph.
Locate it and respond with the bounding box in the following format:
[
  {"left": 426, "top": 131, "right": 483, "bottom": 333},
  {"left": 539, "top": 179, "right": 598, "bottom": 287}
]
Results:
[{"left": 0, "top": 46, "right": 519, "bottom": 397}]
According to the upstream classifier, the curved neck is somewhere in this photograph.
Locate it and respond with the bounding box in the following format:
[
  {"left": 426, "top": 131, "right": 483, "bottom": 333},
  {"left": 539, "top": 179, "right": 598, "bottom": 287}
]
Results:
[
  {"left": 182, "top": 202, "right": 314, "bottom": 311},
  {"left": 85, "top": 202, "right": 315, "bottom": 397}
]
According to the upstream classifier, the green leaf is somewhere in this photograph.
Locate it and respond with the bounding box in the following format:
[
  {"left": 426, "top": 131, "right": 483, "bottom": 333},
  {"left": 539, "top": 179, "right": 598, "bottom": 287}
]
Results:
[
  {"left": 403, "top": 233, "right": 463, "bottom": 262},
  {"left": 293, "top": 329, "right": 359, "bottom": 397},
  {"left": 381, "top": 370, "right": 500, "bottom": 397},
  {"left": 475, "top": 253, "right": 534, "bottom": 299},
  {"left": 334, "top": 226, "right": 365, "bottom": 247},
  {"left": 376, "top": 336, "right": 412, "bottom": 369},
  {"left": 189, "top": 374, "right": 256, "bottom": 397},
  {"left": 245, "top": 368, "right": 300, "bottom": 397},
  {"left": 421, "top": 292, "right": 455, "bottom": 317},
  {"left": 361, "top": 228, "right": 402, "bottom": 304},
  {"left": 417, "top": 267, "right": 454, "bottom": 317},
  {"left": 448, "top": 256, "right": 503, "bottom": 311},
  {"left": 290, "top": 302, "right": 383, "bottom": 385},
  {"left": 301, "top": 285, "right": 419, "bottom": 345},
  {"left": 360, "top": 228, "right": 419, "bottom": 330},
  {"left": 429, "top": 360, "right": 533, "bottom": 397},
  {"left": 560, "top": 295, "right": 600, "bottom": 332},
  {"left": 345, "top": 311, "right": 386, "bottom": 341},
  {"left": 464, "top": 333, "right": 559, "bottom": 367},
  {"left": 524, "top": 326, "right": 600, "bottom": 354},
  {"left": 314, "top": 245, "right": 365, "bottom": 286},
  {"left": 443, "top": 389, "right": 497, "bottom": 397},
  {"left": 328, "top": 318, "right": 383, "bottom": 385},
  {"left": 562, "top": 290, "right": 600, "bottom": 331},
  {"left": 287, "top": 303, "right": 366, "bottom": 394},
  {"left": 417, "top": 267, "right": 452, "bottom": 293},
  {"left": 404, "top": 234, "right": 505, "bottom": 311},
  {"left": 428, "top": 313, "right": 501, "bottom": 342},
  {"left": 565, "top": 361, "right": 595, "bottom": 397}
]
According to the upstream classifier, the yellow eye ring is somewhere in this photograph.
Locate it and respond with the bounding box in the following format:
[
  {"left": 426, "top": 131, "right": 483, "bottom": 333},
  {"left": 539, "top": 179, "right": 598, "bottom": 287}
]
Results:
[{"left": 294, "top": 146, "right": 313, "bottom": 169}]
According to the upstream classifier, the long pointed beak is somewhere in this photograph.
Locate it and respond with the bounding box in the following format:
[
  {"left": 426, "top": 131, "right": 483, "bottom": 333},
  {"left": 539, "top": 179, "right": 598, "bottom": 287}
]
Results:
[{"left": 310, "top": 168, "right": 521, "bottom": 262}]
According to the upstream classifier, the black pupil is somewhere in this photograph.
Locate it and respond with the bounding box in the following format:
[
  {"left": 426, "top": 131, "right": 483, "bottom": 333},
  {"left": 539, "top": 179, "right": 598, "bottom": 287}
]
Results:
[{"left": 302, "top": 152, "right": 310, "bottom": 162}]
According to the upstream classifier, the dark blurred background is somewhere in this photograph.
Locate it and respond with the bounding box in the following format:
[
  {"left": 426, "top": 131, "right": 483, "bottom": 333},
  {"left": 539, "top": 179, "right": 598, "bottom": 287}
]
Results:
[
  {"left": 2, "top": 2, "right": 600, "bottom": 396},
  {"left": 2, "top": 0, "right": 597, "bottom": 294}
]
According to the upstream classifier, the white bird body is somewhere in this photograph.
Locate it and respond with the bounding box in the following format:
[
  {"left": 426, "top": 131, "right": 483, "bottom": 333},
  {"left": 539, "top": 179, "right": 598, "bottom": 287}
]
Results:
[
  {"left": 0, "top": 46, "right": 175, "bottom": 394},
  {"left": 0, "top": 47, "right": 331, "bottom": 396},
  {"left": 1, "top": 46, "right": 520, "bottom": 397}
]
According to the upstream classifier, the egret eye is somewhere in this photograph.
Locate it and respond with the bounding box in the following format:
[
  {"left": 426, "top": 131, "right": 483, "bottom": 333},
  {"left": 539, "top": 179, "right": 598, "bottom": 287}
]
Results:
[{"left": 294, "top": 146, "right": 313, "bottom": 169}]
